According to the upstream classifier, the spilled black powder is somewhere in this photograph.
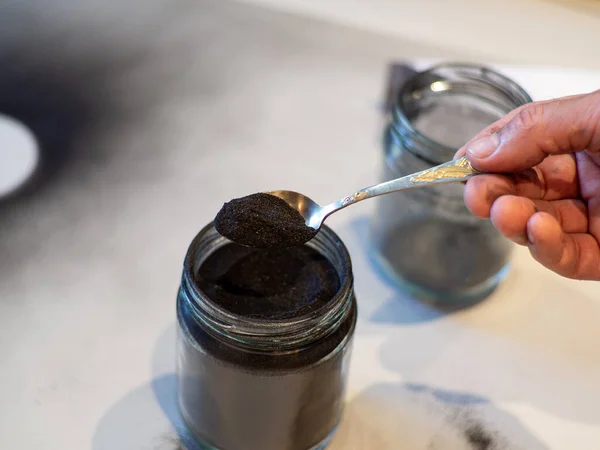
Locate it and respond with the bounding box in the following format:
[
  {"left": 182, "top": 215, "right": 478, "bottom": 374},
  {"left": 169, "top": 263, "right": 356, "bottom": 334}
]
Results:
[
  {"left": 465, "top": 424, "right": 494, "bottom": 450},
  {"left": 214, "top": 193, "right": 318, "bottom": 248},
  {"left": 195, "top": 242, "right": 340, "bottom": 319}
]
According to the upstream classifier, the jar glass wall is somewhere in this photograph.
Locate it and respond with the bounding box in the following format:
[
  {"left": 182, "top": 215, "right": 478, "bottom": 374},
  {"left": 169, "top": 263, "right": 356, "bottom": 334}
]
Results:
[
  {"left": 370, "top": 63, "right": 532, "bottom": 305},
  {"left": 176, "top": 223, "right": 357, "bottom": 450}
]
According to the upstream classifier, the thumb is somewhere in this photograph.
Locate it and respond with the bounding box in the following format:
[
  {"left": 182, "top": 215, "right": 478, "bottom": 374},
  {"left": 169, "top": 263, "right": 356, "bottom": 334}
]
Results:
[{"left": 464, "top": 91, "right": 600, "bottom": 173}]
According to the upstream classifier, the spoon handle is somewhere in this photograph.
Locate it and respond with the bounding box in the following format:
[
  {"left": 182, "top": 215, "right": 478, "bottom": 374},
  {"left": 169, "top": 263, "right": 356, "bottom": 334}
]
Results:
[
  {"left": 368, "top": 155, "right": 479, "bottom": 194},
  {"left": 324, "top": 156, "right": 480, "bottom": 216}
]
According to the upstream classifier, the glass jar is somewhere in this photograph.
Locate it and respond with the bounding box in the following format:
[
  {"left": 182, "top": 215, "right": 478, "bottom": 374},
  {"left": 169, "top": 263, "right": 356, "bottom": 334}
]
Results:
[
  {"left": 370, "top": 63, "right": 532, "bottom": 305},
  {"left": 176, "top": 222, "right": 357, "bottom": 450}
]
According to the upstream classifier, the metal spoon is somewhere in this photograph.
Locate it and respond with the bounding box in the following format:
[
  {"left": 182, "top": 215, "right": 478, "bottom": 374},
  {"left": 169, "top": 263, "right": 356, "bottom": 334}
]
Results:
[{"left": 267, "top": 156, "right": 479, "bottom": 230}]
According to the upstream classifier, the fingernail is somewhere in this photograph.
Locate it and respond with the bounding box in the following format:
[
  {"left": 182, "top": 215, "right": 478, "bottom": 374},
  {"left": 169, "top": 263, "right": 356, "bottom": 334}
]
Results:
[
  {"left": 527, "top": 229, "right": 535, "bottom": 245},
  {"left": 526, "top": 222, "right": 535, "bottom": 245},
  {"left": 468, "top": 133, "right": 500, "bottom": 158}
]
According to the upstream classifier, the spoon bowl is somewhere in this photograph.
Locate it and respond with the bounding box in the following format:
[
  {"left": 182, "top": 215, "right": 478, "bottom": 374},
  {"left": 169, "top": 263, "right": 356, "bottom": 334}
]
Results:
[{"left": 266, "top": 190, "right": 324, "bottom": 230}]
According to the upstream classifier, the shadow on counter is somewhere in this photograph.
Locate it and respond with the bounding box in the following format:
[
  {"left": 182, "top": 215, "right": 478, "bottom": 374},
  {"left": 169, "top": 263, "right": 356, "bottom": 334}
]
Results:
[{"left": 92, "top": 325, "right": 199, "bottom": 450}]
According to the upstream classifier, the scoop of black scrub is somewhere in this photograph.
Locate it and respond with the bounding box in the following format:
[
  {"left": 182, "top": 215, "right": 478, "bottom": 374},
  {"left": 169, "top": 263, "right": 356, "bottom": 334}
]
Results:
[{"left": 214, "top": 193, "right": 318, "bottom": 249}]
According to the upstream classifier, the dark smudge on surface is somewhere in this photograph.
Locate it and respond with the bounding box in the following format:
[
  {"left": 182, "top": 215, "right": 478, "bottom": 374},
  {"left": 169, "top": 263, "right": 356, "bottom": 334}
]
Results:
[
  {"left": 454, "top": 409, "right": 505, "bottom": 450},
  {"left": 464, "top": 421, "right": 496, "bottom": 450},
  {"left": 0, "top": 46, "right": 115, "bottom": 204}
]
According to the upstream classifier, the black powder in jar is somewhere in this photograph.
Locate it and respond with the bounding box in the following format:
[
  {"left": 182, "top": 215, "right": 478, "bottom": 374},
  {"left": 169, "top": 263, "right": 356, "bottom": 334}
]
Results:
[
  {"left": 177, "top": 224, "right": 356, "bottom": 450},
  {"left": 195, "top": 243, "right": 340, "bottom": 320}
]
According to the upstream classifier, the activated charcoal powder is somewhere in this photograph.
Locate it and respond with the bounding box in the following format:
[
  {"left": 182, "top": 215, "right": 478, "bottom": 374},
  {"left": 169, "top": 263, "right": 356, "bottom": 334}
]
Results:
[
  {"left": 176, "top": 223, "right": 357, "bottom": 450},
  {"left": 466, "top": 425, "right": 494, "bottom": 450},
  {"left": 195, "top": 243, "right": 340, "bottom": 320},
  {"left": 214, "top": 193, "right": 318, "bottom": 248}
]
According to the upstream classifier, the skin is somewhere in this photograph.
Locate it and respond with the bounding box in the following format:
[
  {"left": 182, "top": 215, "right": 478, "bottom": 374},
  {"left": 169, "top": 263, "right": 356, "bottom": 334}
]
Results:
[{"left": 454, "top": 90, "right": 600, "bottom": 280}]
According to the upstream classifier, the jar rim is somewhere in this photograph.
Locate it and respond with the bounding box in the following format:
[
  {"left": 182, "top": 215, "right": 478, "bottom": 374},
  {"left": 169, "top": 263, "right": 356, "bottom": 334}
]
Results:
[
  {"left": 392, "top": 62, "right": 533, "bottom": 163},
  {"left": 179, "top": 222, "right": 354, "bottom": 351}
]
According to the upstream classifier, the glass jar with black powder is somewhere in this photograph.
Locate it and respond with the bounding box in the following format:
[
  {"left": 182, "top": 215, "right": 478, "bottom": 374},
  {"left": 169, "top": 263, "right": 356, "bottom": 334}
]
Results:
[
  {"left": 371, "top": 63, "right": 532, "bottom": 305},
  {"left": 176, "top": 222, "right": 357, "bottom": 450}
]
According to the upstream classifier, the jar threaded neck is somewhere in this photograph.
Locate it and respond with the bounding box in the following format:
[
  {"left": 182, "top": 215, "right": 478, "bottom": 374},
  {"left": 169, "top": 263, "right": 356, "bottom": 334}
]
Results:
[
  {"left": 390, "top": 63, "right": 533, "bottom": 163},
  {"left": 179, "top": 223, "right": 354, "bottom": 352}
]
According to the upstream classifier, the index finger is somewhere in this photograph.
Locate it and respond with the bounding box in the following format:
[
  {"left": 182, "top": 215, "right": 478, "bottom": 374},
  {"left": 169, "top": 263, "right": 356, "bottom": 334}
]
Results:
[{"left": 453, "top": 94, "right": 587, "bottom": 161}]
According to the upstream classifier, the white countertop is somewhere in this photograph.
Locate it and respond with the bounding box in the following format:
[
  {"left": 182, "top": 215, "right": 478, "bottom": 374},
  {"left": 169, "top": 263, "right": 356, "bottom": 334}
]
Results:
[{"left": 0, "top": 1, "right": 599, "bottom": 449}]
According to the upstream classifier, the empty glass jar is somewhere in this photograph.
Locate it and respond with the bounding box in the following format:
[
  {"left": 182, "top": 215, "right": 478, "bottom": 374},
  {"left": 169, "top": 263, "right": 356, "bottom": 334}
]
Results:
[{"left": 370, "top": 63, "right": 532, "bottom": 305}]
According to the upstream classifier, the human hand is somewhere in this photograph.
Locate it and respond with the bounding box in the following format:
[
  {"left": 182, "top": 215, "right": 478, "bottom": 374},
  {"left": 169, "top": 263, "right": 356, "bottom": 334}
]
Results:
[{"left": 455, "top": 91, "right": 600, "bottom": 280}]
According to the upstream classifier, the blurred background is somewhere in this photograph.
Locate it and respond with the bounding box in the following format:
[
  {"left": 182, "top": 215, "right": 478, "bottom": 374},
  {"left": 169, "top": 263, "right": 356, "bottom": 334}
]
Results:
[
  {"left": 1, "top": 1, "right": 599, "bottom": 449},
  {"left": 1, "top": 0, "right": 599, "bottom": 205}
]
